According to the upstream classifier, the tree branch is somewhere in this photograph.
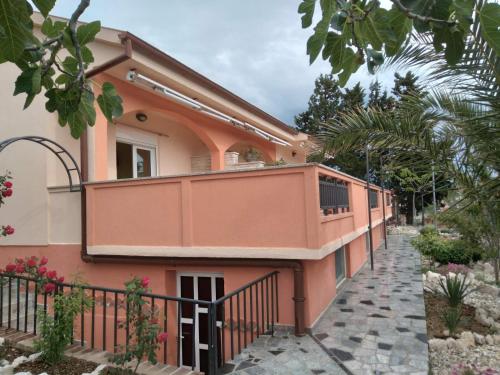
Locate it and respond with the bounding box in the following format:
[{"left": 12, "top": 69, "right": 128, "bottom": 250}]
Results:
[
  {"left": 391, "top": 0, "right": 457, "bottom": 26},
  {"left": 68, "top": 0, "right": 91, "bottom": 86}
]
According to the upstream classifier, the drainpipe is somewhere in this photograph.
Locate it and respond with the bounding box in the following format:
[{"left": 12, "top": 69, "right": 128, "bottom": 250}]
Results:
[
  {"left": 380, "top": 156, "right": 387, "bottom": 250},
  {"left": 366, "top": 144, "right": 374, "bottom": 270}
]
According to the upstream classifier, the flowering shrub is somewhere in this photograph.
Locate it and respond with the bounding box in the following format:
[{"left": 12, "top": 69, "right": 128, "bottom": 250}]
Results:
[
  {"left": 447, "top": 263, "right": 471, "bottom": 275},
  {"left": 112, "top": 276, "right": 168, "bottom": 374},
  {"left": 1, "top": 256, "right": 91, "bottom": 366},
  {"left": 451, "top": 363, "right": 499, "bottom": 375},
  {"left": 0, "top": 173, "right": 14, "bottom": 237}
]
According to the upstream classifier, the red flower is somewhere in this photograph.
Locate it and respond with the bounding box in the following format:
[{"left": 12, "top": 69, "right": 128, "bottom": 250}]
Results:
[
  {"left": 47, "top": 270, "right": 57, "bottom": 280},
  {"left": 57, "top": 277, "right": 64, "bottom": 283},
  {"left": 27, "top": 258, "right": 37, "bottom": 268},
  {"left": 157, "top": 332, "right": 168, "bottom": 343},
  {"left": 5, "top": 264, "right": 16, "bottom": 273},
  {"left": 140, "top": 276, "right": 150, "bottom": 288},
  {"left": 16, "top": 258, "right": 24, "bottom": 264},
  {"left": 15, "top": 264, "right": 25, "bottom": 273},
  {"left": 38, "top": 266, "right": 47, "bottom": 276},
  {"left": 2, "top": 189, "right": 12, "bottom": 197},
  {"left": 3, "top": 226, "right": 14, "bottom": 235},
  {"left": 3, "top": 181, "right": 12, "bottom": 188},
  {"left": 39, "top": 256, "right": 48, "bottom": 266},
  {"left": 44, "top": 283, "right": 56, "bottom": 293}
]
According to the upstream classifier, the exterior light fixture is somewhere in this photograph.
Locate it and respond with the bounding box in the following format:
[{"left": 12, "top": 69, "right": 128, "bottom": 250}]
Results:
[{"left": 136, "top": 112, "right": 148, "bottom": 122}]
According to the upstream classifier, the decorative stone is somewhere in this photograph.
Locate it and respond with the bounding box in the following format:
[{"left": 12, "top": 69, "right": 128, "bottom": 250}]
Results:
[
  {"left": 473, "top": 333, "right": 485, "bottom": 345},
  {"left": 494, "top": 335, "right": 500, "bottom": 345},
  {"left": 459, "top": 331, "right": 475, "bottom": 348},
  {"left": 428, "top": 338, "right": 447, "bottom": 351},
  {"left": 485, "top": 335, "right": 494, "bottom": 345}
]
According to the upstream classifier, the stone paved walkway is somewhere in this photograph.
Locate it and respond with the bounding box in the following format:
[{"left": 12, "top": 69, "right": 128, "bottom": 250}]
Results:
[
  {"left": 312, "top": 234, "right": 428, "bottom": 375},
  {"left": 223, "top": 234, "right": 428, "bottom": 375}
]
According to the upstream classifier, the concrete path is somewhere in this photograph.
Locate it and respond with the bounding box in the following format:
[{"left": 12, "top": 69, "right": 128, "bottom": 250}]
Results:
[{"left": 312, "top": 234, "right": 428, "bottom": 375}]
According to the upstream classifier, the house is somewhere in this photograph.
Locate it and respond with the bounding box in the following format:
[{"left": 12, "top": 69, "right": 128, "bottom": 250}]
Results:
[{"left": 0, "top": 14, "right": 392, "bottom": 373}]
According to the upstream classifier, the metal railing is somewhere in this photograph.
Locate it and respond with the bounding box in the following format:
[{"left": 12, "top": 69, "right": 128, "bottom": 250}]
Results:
[
  {"left": 369, "top": 189, "right": 378, "bottom": 208},
  {"left": 319, "top": 178, "right": 349, "bottom": 214},
  {"left": 0, "top": 271, "right": 279, "bottom": 374}
]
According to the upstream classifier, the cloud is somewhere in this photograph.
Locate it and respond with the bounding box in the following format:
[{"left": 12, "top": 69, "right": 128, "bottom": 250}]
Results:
[{"left": 49, "top": 0, "right": 401, "bottom": 126}]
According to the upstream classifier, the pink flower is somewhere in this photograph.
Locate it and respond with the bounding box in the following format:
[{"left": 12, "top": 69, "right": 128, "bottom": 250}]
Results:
[
  {"left": 5, "top": 263, "right": 16, "bottom": 273},
  {"left": 140, "top": 276, "right": 150, "bottom": 288},
  {"left": 3, "top": 226, "right": 14, "bottom": 235},
  {"left": 27, "top": 258, "right": 37, "bottom": 268},
  {"left": 3, "top": 181, "right": 12, "bottom": 188},
  {"left": 57, "top": 277, "right": 64, "bottom": 283},
  {"left": 38, "top": 266, "right": 47, "bottom": 276},
  {"left": 44, "top": 283, "right": 56, "bottom": 293},
  {"left": 39, "top": 256, "right": 48, "bottom": 266},
  {"left": 15, "top": 264, "right": 25, "bottom": 273},
  {"left": 16, "top": 258, "right": 24, "bottom": 264},
  {"left": 157, "top": 332, "right": 168, "bottom": 343},
  {"left": 47, "top": 270, "right": 57, "bottom": 280}
]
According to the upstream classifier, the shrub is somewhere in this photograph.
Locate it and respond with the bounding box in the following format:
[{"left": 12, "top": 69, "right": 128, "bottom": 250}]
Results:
[
  {"left": 438, "top": 274, "right": 473, "bottom": 307},
  {"left": 112, "top": 277, "right": 168, "bottom": 374},
  {"left": 420, "top": 225, "right": 438, "bottom": 236},
  {"left": 35, "top": 286, "right": 92, "bottom": 365},
  {"left": 442, "top": 307, "right": 462, "bottom": 336},
  {"left": 447, "top": 263, "right": 470, "bottom": 275},
  {"left": 451, "top": 363, "right": 499, "bottom": 375},
  {"left": 411, "top": 234, "right": 475, "bottom": 265}
]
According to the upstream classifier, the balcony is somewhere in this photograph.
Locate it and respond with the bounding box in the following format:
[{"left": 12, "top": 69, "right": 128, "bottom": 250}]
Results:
[{"left": 85, "top": 163, "right": 392, "bottom": 259}]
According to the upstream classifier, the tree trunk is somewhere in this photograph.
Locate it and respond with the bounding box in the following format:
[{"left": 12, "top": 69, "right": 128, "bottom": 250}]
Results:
[
  {"left": 412, "top": 192, "right": 416, "bottom": 226},
  {"left": 421, "top": 194, "right": 425, "bottom": 226}
]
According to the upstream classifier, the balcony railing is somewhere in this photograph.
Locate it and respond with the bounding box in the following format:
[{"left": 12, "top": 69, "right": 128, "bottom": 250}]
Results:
[
  {"left": 369, "top": 189, "right": 378, "bottom": 209},
  {"left": 0, "top": 271, "right": 279, "bottom": 375},
  {"left": 319, "top": 178, "right": 349, "bottom": 214}
]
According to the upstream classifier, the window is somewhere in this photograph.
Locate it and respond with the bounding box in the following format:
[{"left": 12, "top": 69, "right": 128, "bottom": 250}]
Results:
[
  {"left": 116, "top": 141, "right": 157, "bottom": 179},
  {"left": 335, "top": 246, "right": 346, "bottom": 284}
]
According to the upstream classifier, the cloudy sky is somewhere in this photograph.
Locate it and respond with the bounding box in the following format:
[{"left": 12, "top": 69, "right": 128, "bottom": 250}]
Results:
[{"left": 49, "top": 0, "right": 399, "bottom": 126}]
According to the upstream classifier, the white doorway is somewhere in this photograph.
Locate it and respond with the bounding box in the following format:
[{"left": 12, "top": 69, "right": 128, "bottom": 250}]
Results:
[
  {"left": 335, "top": 246, "right": 346, "bottom": 285},
  {"left": 116, "top": 141, "right": 157, "bottom": 179},
  {"left": 177, "top": 273, "right": 224, "bottom": 373}
]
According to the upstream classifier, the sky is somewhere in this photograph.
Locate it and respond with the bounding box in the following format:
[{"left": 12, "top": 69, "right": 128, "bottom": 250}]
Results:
[{"left": 49, "top": 0, "right": 398, "bottom": 126}]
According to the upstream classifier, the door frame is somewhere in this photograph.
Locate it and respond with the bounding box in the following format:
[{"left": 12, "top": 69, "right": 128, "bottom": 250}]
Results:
[
  {"left": 176, "top": 272, "right": 224, "bottom": 372},
  {"left": 335, "top": 246, "right": 347, "bottom": 287}
]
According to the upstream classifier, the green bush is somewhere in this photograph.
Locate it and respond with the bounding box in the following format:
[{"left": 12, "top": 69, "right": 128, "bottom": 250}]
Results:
[
  {"left": 411, "top": 235, "right": 475, "bottom": 265},
  {"left": 420, "top": 225, "right": 438, "bottom": 236},
  {"left": 438, "top": 274, "right": 473, "bottom": 307}
]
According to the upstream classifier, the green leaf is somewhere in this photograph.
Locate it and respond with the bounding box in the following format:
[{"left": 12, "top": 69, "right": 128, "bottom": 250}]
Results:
[
  {"left": 298, "top": 0, "right": 316, "bottom": 28},
  {"left": 41, "top": 18, "right": 65, "bottom": 38},
  {"left": 385, "top": 8, "right": 412, "bottom": 57},
  {"left": 362, "top": 8, "right": 394, "bottom": 51},
  {"left": 330, "top": 11, "right": 347, "bottom": 31},
  {"left": 97, "top": 82, "right": 123, "bottom": 122},
  {"left": 76, "top": 21, "right": 100, "bottom": 45},
  {"left": 338, "top": 48, "right": 358, "bottom": 87},
  {"left": 32, "top": 0, "right": 55, "bottom": 18},
  {"left": 480, "top": 3, "right": 500, "bottom": 57},
  {"left": 0, "top": 0, "right": 35, "bottom": 62},
  {"left": 14, "top": 66, "right": 41, "bottom": 96},
  {"left": 452, "top": 0, "right": 474, "bottom": 28},
  {"left": 67, "top": 90, "right": 96, "bottom": 138},
  {"left": 324, "top": 32, "right": 346, "bottom": 73},
  {"left": 306, "top": 3, "right": 334, "bottom": 64}
]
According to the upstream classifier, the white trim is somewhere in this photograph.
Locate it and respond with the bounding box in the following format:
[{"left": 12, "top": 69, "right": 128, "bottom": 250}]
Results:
[{"left": 88, "top": 216, "right": 392, "bottom": 259}]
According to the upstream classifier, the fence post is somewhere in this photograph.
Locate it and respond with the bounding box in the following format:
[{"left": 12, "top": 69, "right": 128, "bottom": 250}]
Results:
[{"left": 207, "top": 303, "right": 218, "bottom": 375}]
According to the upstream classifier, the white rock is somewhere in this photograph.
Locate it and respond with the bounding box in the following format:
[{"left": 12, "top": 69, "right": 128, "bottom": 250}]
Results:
[
  {"left": 13, "top": 372, "right": 32, "bottom": 375},
  {"left": 11, "top": 357, "right": 28, "bottom": 368},
  {"left": 455, "top": 338, "right": 471, "bottom": 351},
  {"left": 0, "top": 338, "right": 4, "bottom": 346},
  {"left": 459, "top": 331, "right": 475, "bottom": 348},
  {"left": 422, "top": 274, "right": 426, "bottom": 282},
  {"left": 26, "top": 353, "right": 41, "bottom": 362},
  {"left": 0, "top": 365, "right": 15, "bottom": 375},
  {"left": 494, "top": 335, "right": 500, "bottom": 345},
  {"left": 443, "top": 329, "right": 450, "bottom": 337},
  {"left": 81, "top": 364, "right": 107, "bottom": 375},
  {"left": 473, "top": 333, "right": 485, "bottom": 345},
  {"left": 485, "top": 335, "right": 494, "bottom": 345},
  {"left": 428, "top": 338, "right": 447, "bottom": 351},
  {"left": 484, "top": 263, "right": 494, "bottom": 275},
  {"left": 446, "top": 338, "right": 461, "bottom": 351}
]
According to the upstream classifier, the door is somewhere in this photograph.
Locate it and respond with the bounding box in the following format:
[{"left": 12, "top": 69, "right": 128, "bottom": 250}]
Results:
[
  {"left": 178, "top": 273, "right": 224, "bottom": 373},
  {"left": 335, "top": 246, "right": 346, "bottom": 284},
  {"left": 365, "top": 232, "right": 371, "bottom": 257}
]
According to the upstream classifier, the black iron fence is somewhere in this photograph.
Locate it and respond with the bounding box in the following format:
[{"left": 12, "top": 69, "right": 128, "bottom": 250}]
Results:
[
  {"left": 0, "top": 271, "right": 279, "bottom": 375},
  {"left": 319, "top": 178, "right": 349, "bottom": 214},
  {"left": 369, "top": 189, "right": 378, "bottom": 208}
]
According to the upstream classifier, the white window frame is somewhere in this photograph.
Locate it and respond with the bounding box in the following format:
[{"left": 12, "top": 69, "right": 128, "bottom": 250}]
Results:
[
  {"left": 116, "top": 138, "right": 158, "bottom": 178},
  {"left": 176, "top": 272, "right": 224, "bottom": 372},
  {"left": 335, "top": 246, "right": 347, "bottom": 287}
]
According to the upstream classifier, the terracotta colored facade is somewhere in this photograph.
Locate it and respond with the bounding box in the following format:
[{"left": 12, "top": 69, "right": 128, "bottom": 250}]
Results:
[{"left": 0, "top": 15, "right": 393, "bottom": 372}]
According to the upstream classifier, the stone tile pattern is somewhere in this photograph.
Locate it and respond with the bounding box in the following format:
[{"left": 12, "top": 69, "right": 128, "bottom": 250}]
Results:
[
  {"left": 312, "top": 234, "right": 429, "bottom": 375},
  {"left": 221, "top": 326, "right": 347, "bottom": 375}
]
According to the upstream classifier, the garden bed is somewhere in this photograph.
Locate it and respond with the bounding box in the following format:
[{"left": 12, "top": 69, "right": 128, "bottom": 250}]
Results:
[
  {"left": 15, "top": 356, "right": 98, "bottom": 375},
  {"left": 424, "top": 292, "right": 491, "bottom": 338}
]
